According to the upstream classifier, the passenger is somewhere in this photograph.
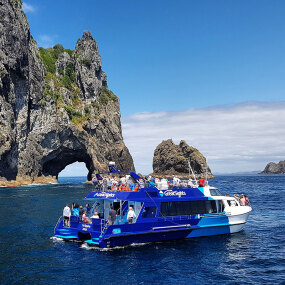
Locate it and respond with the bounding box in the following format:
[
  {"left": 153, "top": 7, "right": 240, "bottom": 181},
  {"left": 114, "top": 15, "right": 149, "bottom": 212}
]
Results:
[
  {"left": 161, "top": 178, "right": 169, "bottom": 189},
  {"left": 107, "top": 176, "right": 112, "bottom": 190},
  {"left": 82, "top": 211, "right": 89, "bottom": 223},
  {"left": 187, "top": 179, "right": 194, "bottom": 188},
  {"left": 72, "top": 203, "right": 79, "bottom": 216},
  {"left": 244, "top": 195, "right": 249, "bottom": 205},
  {"left": 63, "top": 203, "right": 71, "bottom": 227},
  {"left": 91, "top": 211, "right": 100, "bottom": 219},
  {"left": 127, "top": 175, "right": 135, "bottom": 190},
  {"left": 120, "top": 175, "right": 126, "bottom": 185},
  {"left": 173, "top": 176, "right": 181, "bottom": 187},
  {"left": 148, "top": 180, "right": 155, "bottom": 188},
  {"left": 103, "top": 176, "right": 108, "bottom": 190},
  {"left": 240, "top": 194, "right": 246, "bottom": 206},
  {"left": 95, "top": 202, "right": 104, "bottom": 218},
  {"left": 138, "top": 179, "right": 145, "bottom": 188},
  {"left": 108, "top": 205, "right": 117, "bottom": 225},
  {"left": 234, "top": 194, "right": 239, "bottom": 200},
  {"left": 225, "top": 193, "right": 230, "bottom": 197},
  {"left": 92, "top": 177, "right": 99, "bottom": 186},
  {"left": 79, "top": 205, "right": 84, "bottom": 217},
  {"left": 83, "top": 203, "right": 91, "bottom": 215},
  {"left": 127, "top": 206, "right": 137, "bottom": 224},
  {"left": 198, "top": 179, "right": 205, "bottom": 187}
]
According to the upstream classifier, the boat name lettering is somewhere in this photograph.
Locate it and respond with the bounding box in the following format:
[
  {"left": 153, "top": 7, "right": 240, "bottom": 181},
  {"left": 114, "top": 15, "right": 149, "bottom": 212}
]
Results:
[
  {"left": 164, "top": 190, "right": 186, "bottom": 197},
  {"left": 94, "top": 192, "right": 115, "bottom": 198}
]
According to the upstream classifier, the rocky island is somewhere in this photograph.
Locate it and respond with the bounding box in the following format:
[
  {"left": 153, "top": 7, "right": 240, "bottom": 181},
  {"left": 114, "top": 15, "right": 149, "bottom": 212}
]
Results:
[
  {"left": 0, "top": 0, "right": 134, "bottom": 186},
  {"left": 260, "top": 160, "right": 285, "bottom": 174},
  {"left": 152, "top": 139, "right": 213, "bottom": 179}
]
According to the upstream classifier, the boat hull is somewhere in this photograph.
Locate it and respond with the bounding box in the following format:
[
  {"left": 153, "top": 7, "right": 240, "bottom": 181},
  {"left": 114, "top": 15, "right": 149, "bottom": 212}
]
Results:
[{"left": 54, "top": 207, "right": 252, "bottom": 248}]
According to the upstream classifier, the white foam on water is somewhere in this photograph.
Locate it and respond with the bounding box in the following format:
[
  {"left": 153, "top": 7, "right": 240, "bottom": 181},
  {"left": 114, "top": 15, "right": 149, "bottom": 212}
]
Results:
[
  {"left": 80, "top": 241, "right": 150, "bottom": 251},
  {"left": 50, "top": 236, "right": 64, "bottom": 242}
]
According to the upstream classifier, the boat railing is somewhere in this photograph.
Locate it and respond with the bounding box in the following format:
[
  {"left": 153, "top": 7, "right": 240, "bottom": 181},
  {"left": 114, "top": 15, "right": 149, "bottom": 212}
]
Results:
[
  {"left": 54, "top": 216, "right": 62, "bottom": 233},
  {"left": 100, "top": 219, "right": 108, "bottom": 234}
]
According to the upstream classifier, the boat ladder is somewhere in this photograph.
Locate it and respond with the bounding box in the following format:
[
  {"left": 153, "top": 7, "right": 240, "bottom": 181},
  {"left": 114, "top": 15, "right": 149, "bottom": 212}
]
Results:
[
  {"left": 54, "top": 216, "right": 62, "bottom": 233},
  {"left": 100, "top": 219, "right": 108, "bottom": 235}
]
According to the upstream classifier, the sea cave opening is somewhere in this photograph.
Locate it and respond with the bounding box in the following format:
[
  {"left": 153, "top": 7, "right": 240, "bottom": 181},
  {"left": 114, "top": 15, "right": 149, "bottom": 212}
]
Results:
[
  {"left": 58, "top": 162, "right": 89, "bottom": 183},
  {"left": 41, "top": 147, "right": 94, "bottom": 182}
]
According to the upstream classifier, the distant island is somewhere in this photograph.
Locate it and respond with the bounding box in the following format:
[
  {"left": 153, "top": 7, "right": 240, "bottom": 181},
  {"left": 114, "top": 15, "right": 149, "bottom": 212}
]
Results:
[{"left": 260, "top": 160, "right": 285, "bottom": 174}]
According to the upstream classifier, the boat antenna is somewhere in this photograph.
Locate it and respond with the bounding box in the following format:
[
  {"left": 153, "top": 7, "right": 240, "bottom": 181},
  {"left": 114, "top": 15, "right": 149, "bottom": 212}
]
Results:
[
  {"left": 204, "top": 157, "right": 208, "bottom": 185},
  {"left": 188, "top": 158, "right": 197, "bottom": 186}
]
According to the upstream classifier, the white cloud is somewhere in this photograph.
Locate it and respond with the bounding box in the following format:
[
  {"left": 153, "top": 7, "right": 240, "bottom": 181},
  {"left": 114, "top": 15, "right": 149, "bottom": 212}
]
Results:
[
  {"left": 122, "top": 102, "right": 285, "bottom": 174},
  {"left": 37, "top": 35, "right": 57, "bottom": 48},
  {"left": 22, "top": 2, "right": 35, "bottom": 13}
]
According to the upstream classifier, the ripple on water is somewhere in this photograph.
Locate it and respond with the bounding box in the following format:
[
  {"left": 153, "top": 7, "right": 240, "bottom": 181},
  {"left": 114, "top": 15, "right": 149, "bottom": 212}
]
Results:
[{"left": 0, "top": 175, "right": 284, "bottom": 284}]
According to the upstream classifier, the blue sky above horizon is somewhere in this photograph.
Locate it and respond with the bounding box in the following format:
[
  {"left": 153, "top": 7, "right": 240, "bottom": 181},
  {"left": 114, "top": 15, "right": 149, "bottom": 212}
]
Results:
[{"left": 22, "top": 0, "right": 285, "bottom": 176}]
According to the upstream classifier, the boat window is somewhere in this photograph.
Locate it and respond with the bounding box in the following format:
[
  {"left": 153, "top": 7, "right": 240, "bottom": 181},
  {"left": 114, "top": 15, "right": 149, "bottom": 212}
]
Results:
[
  {"left": 216, "top": 200, "right": 225, "bottom": 212},
  {"left": 142, "top": 206, "right": 157, "bottom": 218},
  {"left": 210, "top": 188, "right": 223, "bottom": 196},
  {"left": 160, "top": 200, "right": 218, "bottom": 217}
]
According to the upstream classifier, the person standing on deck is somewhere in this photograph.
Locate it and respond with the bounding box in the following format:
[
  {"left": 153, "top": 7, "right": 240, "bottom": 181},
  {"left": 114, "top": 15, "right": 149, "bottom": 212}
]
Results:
[
  {"left": 108, "top": 205, "right": 117, "bottom": 225},
  {"left": 63, "top": 204, "right": 71, "bottom": 227},
  {"left": 127, "top": 206, "right": 137, "bottom": 224}
]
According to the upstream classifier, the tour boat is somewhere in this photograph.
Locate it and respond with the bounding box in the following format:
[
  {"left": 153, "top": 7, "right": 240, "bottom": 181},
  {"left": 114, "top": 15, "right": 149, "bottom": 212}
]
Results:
[{"left": 53, "top": 163, "right": 252, "bottom": 248}]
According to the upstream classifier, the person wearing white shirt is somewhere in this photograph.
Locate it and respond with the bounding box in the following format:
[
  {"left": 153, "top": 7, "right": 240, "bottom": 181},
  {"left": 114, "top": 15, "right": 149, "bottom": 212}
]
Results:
[
  {"left": 127, "top": 206, "right": 136, "bottom": 224},
  {"left": 91, "top": 211, "right": 100, "bottom": 219},
  {"left": 173, "top": 176, "right": 180, "bottom": 187},
  {"left": 120, "top": 176, "right": 126, "bottom": 185},
  {"left": 187, "top": 179, "right": 194, "bottom": 188},
  {"left": 63, "top": 203, "right": 71, "bottom": 227}
]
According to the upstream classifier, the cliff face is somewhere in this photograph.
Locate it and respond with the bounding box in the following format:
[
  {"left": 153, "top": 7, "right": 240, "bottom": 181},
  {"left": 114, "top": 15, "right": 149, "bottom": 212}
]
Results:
[
  {"left": 152, "top": 139, "right": 213, "bottom": 178},
  {"left": 0, "top": 0, "right": 134, "bottom": 186},
  {"left": 260, "top": 161, "right": 285, "bottom": 174}
]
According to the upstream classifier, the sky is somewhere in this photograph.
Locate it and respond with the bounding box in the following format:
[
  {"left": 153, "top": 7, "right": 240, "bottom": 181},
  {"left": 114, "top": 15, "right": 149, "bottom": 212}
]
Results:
[{"left": 23, "top": 0, "right": 285, "bottom": 176}]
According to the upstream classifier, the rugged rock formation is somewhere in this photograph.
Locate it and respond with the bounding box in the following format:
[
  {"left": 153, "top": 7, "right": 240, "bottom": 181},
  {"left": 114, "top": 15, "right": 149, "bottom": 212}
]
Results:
[
  {"left": 0, "top": 0, "right": 134, "bottom": 186},
  {"left": 152, "top": 139, "right": 213, "bottom": 178},
  {"left": 260, "top": 161, "right": 285, "bottom": 174}
]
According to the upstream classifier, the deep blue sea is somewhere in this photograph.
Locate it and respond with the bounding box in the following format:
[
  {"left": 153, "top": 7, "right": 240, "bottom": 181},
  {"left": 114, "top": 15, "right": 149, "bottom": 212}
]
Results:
[{"left": 0, "top": 175, "right": 285, "bottom": 284}]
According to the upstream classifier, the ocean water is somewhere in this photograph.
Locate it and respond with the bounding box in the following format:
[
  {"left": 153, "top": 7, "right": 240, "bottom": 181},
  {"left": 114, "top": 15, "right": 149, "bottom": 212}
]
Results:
[{"left": 0, "top": 175, "right": 284, "bottom": 284}]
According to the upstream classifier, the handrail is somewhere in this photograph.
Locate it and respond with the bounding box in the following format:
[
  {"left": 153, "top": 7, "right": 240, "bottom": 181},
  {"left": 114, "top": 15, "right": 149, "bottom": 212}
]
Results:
[
  {"left": 100, "top": 219, "right": 108, "bottom": 234},
  {"left": 54, "top": 216, "right": 62, "bottom": 233}
]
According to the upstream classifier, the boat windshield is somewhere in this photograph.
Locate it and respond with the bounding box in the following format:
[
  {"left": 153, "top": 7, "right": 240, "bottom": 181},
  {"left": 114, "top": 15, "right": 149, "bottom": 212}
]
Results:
[{"left": 209, "top": 188, "right": 223, "bottom": 196}]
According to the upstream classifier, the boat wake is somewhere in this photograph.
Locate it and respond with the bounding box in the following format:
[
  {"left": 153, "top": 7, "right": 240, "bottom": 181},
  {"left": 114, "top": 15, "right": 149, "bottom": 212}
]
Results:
[{"left": 80, "top": 242, "right": 150, "bottom": 251}]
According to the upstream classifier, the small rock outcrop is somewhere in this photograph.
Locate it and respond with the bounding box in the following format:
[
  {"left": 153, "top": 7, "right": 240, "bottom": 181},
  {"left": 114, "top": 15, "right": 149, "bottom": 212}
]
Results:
[
  {"left": 152, "top": 139, "right": 213, "bottom": 178},
  {"left": 260, "top": 161, "right": 285, "bottom": 174},
  {"left": 0, "top": 0, "right": 134, "bottom": 186}
]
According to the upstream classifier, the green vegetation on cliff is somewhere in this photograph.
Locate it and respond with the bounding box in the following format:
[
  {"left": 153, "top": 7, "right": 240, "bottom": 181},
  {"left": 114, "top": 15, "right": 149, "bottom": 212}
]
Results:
[
  {"left": 39, "top": 45, "right": 117, "bottom": 127},
  {"left": 99, "top": 87, "right": 117, "bottom": 105}
]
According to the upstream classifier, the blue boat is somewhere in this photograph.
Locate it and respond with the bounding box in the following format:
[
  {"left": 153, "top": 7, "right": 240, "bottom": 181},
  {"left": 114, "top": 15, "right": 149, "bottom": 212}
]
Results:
[{"left": 54, "top": 163, "right": 252, "bottom": 248}]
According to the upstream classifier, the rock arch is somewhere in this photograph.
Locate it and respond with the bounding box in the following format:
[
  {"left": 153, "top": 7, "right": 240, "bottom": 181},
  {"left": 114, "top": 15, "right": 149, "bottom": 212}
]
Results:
[{"left": 41, "top": 147, "right": 94, "bottom": 180}]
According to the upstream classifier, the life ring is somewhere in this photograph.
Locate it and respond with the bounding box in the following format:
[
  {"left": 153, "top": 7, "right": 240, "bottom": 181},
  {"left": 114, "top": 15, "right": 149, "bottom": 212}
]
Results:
[
  {"left": 119, "top": 185, "right": 126, "bottom": 191},
  {"left": 134, "top": 187, "right": 139, "bottom": 192}
]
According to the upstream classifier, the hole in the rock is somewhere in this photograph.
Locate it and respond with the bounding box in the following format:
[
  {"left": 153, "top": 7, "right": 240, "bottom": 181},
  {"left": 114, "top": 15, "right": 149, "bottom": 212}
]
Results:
[{"left": 58, "top": 162, "right": 88, "bottom": 179}]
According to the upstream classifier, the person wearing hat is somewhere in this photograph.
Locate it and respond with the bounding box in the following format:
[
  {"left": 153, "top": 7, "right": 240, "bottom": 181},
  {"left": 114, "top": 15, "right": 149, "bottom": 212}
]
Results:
[{"left": 198, "top": 179, "right": 205, "bottom": 187}]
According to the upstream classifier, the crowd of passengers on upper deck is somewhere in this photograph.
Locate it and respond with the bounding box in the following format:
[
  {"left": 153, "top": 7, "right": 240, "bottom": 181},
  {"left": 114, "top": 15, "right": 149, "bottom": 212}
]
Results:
[{"left": 92, "top": 174, "right": 207, "bottom": 191}]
